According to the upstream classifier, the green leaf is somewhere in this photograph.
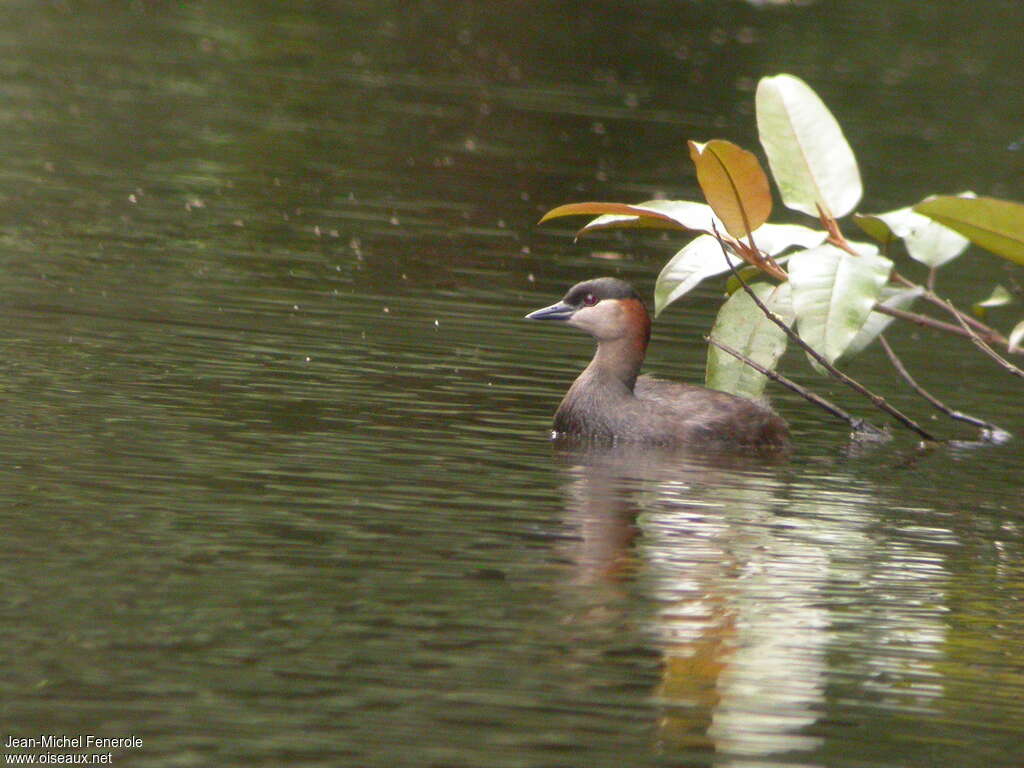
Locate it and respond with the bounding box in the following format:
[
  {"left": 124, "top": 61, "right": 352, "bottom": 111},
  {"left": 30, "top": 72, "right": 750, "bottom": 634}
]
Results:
[
  {"left": 788, "top": 242, "right": 892, "bottom": 367},
  {"left": 724, "top": 264, "right": 766, "bottom": 296},
  {"left": 688, "top": 139, "right": 772, "bottom": 239},
  {"left": 706, "top": 282, "right": 794, "bottom": 399},
  {"left": 844, "top": 285, "right": 923, "bottom": 359},
  {"left": 756, "top": 74, "right": 862, "bottom": 218},
  {"left": 859, "top": 199, "right": 972, "bottom": 267},
  {"left": 1009, "top": 319, "right": 1024, "bottom": 353},
  {"left": 654, "top": 223, "right": 825, "bottom": 316},
  {"left": 914, "top": 195, "right": 1024, "bottom": 267},
  {"left": 853, "top": 213, "right": 896, "bottom": 245}
]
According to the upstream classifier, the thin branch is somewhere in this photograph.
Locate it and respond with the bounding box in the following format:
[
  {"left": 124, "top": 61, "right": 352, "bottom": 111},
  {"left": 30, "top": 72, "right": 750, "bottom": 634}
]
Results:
[
  {"left": 943, "top": 297, "right": 1024, "bottom": 379},
  {"left": 892, "top": 271, "right": 1010, "bottom": 347},
  {"left": 927, "top": 290, "right": 1006, "bottom": 341},
  {"left": 706, "top": 336, "right": 887, "bottom": 438},
  {"left": 873, "top": 304, "right": 988, "bottom": 342},
  {"left": 879, "top": 334, "right": 1008, "bottom": 436},
  {"left": 710, "top": 224, "right": 939, "bottom": 442}
]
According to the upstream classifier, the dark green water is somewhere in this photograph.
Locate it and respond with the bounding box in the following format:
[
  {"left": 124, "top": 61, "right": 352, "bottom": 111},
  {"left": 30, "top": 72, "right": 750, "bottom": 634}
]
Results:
[{"left": 0, "top": 2, "right": 1022, "bottom": 767}]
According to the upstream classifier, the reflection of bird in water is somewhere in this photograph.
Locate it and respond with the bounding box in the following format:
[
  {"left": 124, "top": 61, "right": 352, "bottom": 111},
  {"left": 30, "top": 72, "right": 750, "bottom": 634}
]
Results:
[{"left": 552, "top": 442, "right": 823, "bottom": 758}]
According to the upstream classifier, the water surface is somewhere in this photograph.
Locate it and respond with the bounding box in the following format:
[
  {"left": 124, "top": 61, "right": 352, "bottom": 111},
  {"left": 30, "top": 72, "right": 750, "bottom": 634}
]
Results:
[{"left": 1, "top": 2, "right": 1022, "bottom": 767}]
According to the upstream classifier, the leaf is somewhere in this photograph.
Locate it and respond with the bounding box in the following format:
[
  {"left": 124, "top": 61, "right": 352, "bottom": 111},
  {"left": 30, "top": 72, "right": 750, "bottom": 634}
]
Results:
[
  {"left": 914, "top": 195, "right": 1024, "bottom": 267},
  {"left": 725, "top": 263, "right": 774, "bottom": 296},
  {"left": 853, "top": 213, "right": 896, "bottom": 245},
  {"left": 756, "top": 73, "right": 862, "bottom": 218},
  {"left": 687, "top": 139, "right": 772, "bottom": 239},
  {"left": 654, "top": 223, "right": 826, "bottom": 316},
  {"left": 706, "top": 282, "right": 793, "bottom": 399},
  {"left": 654, "top": 235, "right": 731, "bottom": 317},
  {"left": 592, "top": 199, "right": 724, "bottom": 232},
  {"left": 540, "top": 201, "right": 686, "bottom": 229},
  {"left": 540, "top": 200, "right": 725, "bottom": 238},
  {"left": 750, "top": 222, "right": 828, "bottom": 253},
  {"left": 571, "top": 213, "right": 681, "bottom": 235},
  {"left": 858, "top": 198, "right": 972, "bottom": 267},
  {"left": 844, "top": 285, "right": 923, "bottom": 359},
  {"left": 788, "top": 242, "right": 892, "bottom": 366},
  {"left": 970, "top": 284, "right": 1011, "bottom": 317},
  {"left": 1009, "top": 319, "right": 1024, "bottom": 353}
]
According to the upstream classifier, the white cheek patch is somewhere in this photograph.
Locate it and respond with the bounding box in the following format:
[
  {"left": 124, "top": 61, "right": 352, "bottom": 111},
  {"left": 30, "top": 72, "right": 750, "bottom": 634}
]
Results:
[
  {"left": 567, "top": 305, "right": 596, "bottom": 328},
  {"left": 567, "top": 300, "right": 625, "bottom": 337}
]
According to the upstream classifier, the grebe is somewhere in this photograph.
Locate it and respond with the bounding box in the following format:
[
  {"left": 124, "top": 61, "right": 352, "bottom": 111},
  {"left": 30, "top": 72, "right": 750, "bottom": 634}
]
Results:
[{"left": 525, "top": 277, "right": 788, "bottom": 448}]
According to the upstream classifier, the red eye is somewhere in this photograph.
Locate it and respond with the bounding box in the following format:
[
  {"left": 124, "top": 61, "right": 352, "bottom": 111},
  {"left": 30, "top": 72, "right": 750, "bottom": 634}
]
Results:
[{"left": 582, "top": 293, "right": 598, "bottom": 307}]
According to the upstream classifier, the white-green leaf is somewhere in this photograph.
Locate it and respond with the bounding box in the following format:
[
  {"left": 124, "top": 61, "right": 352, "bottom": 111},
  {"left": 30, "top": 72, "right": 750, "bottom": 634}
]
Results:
[
  {"left": 844, "top": 285, "right": 923, "bottom": 360},
  {"left": 974, "top": 284, "right": 1014, "bottom": 312},
  {"left": 706, "top": 282, "right": 794, "bottom": 399},
  {"left": 750, "top": 222, "right": 827, "bottom": 254},
  {"left": 756, "top": 74, "right": 862, "bottom": 218},
  {"left": 859, "top": 198, "right": 972, "bottom": 267},
  {"left": 579, "top": 199, "right": 724, "bottom": 236},
  {"left": 576, "top": 213, "right": 643, "bottom": 233},
  {"left": 789, "top": 242, "right": 892, "bottom": 367},
  {"left": 1009, "top": 319, "right": 1024, "bottom": 353},
  {"left": 654, "top": 235, "right": 731, "bottom": 317},
  {"left": 654, "top": 223, "right": 826, "bottom": 316}
]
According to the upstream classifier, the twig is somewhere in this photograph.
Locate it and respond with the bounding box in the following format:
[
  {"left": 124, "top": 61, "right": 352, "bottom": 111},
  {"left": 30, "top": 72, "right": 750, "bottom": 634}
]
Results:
[
  {"left": 872, "top": 304, "right": 993, "bottom": 342},
  {"left": 879, "top": 334, "right": 1008, "bottom": 435},
  {"left": 927, "top": 290, "right": 1006, "bottom": 341},
  {"left": 710, "top": 223, "right": 939, "bottom": 442},
  {"left": 706, "top": 336, "right": 887, "bottom": 438},
  {"left": 943, "top": 297, "right": 1024, "bottom": 379},
  {"left": 892, "top": 271, "right": 1010, "bottom": 347}
]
